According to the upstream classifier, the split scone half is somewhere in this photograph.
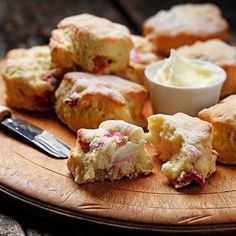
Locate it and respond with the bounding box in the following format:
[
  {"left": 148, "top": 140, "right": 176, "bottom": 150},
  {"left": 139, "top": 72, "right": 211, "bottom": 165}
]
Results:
[
  {"left": 147, "top": 113, "right": 217, "bottom": 188},
  {"left": 3, "top": 46, "right": 65, "bottom": 111},
  {"left": 68, "top": 120, "right": 153, "bottom": 184},
  {"left": 143, "top": 4, "right": 229, "bottom": 55},
  {"left": 199, "top": 95, "right": 236, "bottom": 165},
  {"left": 115, "top": 35, "right": 160, "bottom": 85},
  {"left": 177, "top": 39, "right": 236, "bottom": 98},
  {"left": 50, "top": 14, "right": 133, "bottom": 73},
  {"left": 55, "top": 72, "right": 148, "bottom": 131}
]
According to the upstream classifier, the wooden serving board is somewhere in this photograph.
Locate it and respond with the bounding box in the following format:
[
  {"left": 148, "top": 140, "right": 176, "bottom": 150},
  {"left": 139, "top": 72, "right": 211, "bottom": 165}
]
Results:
[{"left": 0, "top": 61, "right": 236, "bottom": 233}]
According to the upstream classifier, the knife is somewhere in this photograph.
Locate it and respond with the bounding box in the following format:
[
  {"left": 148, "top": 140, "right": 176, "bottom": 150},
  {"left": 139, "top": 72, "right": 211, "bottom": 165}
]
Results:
[{"left": 0, "top": 105, "right": 70, "bottom": 159}]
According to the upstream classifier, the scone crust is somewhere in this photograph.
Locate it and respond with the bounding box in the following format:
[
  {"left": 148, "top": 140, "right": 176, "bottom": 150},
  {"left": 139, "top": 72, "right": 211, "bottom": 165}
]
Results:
[
  {"left": 115, "top": 35, "right": 160, "bottom": 85},
  {"left": 68, "top": 120, "right": 153, "bottom": 184},
  {"left": 199, "top": 95, "right": 236, "bottom": 164},
  {"left": 143, "top": 4, "right": 229, "bottom": 55},
  {"left": 55, "top": 72, "right": 148, "bottom": 131},
  {"left": 50, "top": 14, "right": 133, "bottom": 73},
  {"left": 177, "top": 39, "right": 236, "bottom": 98},
  {"left": 3, "top": 46, "right": 64, "bottom": 111}
]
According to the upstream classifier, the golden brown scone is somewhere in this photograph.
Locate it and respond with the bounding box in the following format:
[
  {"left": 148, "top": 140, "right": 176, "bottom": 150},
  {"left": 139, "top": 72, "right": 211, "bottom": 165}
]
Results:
[
  {"left": 143, "top": 4, "right": 229, "bottom": 55},
  {"left": 50, "top": 14, "right": 133, "bottom": 73},
  {"left": 177, "top": 39, "right": 236, "bottom": 98},
  {"left": 3, "top": 46, "right": 66, "bottom": 111},
  {"left": 198, "top": 95, "right": 236, "bottom": 165},
  {"left": 147, "top": 113, "right": 216, "bottom": 188},
  {"left": 68, "top": 120, "right": 153, "bottom": 184},
  {"left": 115, "top": 35, "right": 161, "bottom": 85},
  {"left": 55, "top": 72, "right": 148, "bottom": 131}
]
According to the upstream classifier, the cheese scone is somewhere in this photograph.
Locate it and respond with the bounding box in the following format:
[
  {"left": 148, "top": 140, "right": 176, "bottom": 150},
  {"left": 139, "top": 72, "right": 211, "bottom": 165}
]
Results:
[
  {"left": 115, "top": 35, "right": 160, "bottom": 85},
  {"left": 50, "top": 14, "right": 133, "bottom": 73},
  {"left": 3, "top": 46, "right": 66, "bottom": 111},
  {"left": 147, "top": 113, "right": 216, "bottom": 188},
  {"left": 143, "top": 4, "right": 229, "bottom": 55},
  {"left": 199, "top": 95, "right": 236, "bottom": 165},
  {"left": 68, "top": 120, "right": 153, "bottom": 184},
  {"left": 177, "top": 39, "right": 236, "bottom": 98},
  {"left": 55, "top": 72, "right": 148, "bottom": 131}
]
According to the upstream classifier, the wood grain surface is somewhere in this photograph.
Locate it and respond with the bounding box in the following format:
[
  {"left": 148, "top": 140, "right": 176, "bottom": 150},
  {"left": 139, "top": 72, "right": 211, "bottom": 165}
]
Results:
[{"left": 0, "top": 60, "right": 236, "bottom": 232}]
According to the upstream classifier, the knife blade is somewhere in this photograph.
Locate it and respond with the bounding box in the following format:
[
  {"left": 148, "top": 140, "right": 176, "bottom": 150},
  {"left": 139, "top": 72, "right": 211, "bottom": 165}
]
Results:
[{"left": 0, "top": 105, "right": 70, "bottom": 159}]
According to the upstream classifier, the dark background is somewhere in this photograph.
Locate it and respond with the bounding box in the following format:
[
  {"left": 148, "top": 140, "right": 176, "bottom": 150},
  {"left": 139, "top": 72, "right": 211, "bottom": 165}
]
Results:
[
  {"left": 0, "top": 0, "right": 236, "bottom": 58},
  {"left": 0, "top": 0, "right": 236, "bottom": 235}
]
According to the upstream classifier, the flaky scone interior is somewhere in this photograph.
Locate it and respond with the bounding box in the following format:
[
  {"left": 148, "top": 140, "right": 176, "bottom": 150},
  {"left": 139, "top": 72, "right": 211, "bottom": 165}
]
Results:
[
  {"left": 68, "top": 120, "right": 153, "bottom": 184},
  {"left": 147, "top": 113, "right": 216, "bottom": 188}
]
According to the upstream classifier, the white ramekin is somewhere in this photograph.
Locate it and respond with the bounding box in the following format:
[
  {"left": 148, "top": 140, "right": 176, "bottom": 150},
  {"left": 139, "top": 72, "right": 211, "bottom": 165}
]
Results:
[{"left": 145, "top": 60, "right": 226, "bottom": 116}]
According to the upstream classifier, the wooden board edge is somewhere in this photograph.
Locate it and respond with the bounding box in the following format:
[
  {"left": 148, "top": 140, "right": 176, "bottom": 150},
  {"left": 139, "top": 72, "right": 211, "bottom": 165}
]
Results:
[{"left": 1, "top": 184, "right": 236, "bottom": 233}]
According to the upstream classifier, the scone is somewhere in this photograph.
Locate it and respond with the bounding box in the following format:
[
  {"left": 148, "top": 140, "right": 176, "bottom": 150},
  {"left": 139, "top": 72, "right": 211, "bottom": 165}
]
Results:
[
  {"left": 177, "top": 39, "right": 236, "bottom": 98},
  {"left": 147, "top": 113, "right": 216, "bottom": 188},
  {"left": 143, "top": 4, "right": 229, "bottom": 55},
  {"left": 55, "top": 72, "right": 148, "bottom": 131},
  {"left": 50, "top": 14, "right": 133, "bottom": 73},
  {"left": 115, "top": 35, "right": 160, "bottom": 85},
  {"left": 68, "top": 120, "right": 153, "bottom": 184},
  {"left": 198, "top": 95, "right": 236, "bottom": 165},
  {"left": 3, "top": 46, "right": 66, "bottom": 111}
]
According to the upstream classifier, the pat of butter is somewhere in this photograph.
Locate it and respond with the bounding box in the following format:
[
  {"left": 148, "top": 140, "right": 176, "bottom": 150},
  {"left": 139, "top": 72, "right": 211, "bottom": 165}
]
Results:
[{"left": 153, "top": 50, "right": 220, "bottom": 88}]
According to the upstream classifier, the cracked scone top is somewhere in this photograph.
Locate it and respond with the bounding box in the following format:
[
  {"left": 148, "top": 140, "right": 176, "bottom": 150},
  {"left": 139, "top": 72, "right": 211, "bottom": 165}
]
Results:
[
  {"left": 50, "top": 14, "right": 133, "bottom": 73},
  {"left": 147, "top": 113, "right": 216, "bottom": 188},
  {"left": 143, "top": 4, "right": 229, "bottom": 55},
  {"left": 199, "top": 95, "right": 236, "bottom": 165},
  {"left": 3, "top": 46, "right": 65, "bottom": 111},
  {"left": 55, "top": 72, "right": 148, "bottom": 131},
  {"left": 68, "top": 120, "right": 153, "bottom": 184}
]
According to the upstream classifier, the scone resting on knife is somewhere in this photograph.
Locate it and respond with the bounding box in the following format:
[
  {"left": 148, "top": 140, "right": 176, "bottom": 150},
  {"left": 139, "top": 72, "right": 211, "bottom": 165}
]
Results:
[
  {"left": 115, "top": 35, "right": 160, "bottom": 85},
  {"left": 199, "top": 95, "right": 236, "bottom": 165},
  {"left": 3, "top": 46, "right": 66, "bottom": 111},
  {"left": 68, "top": 120, "right": 153, "bottom": 184},
  {"left": 143, "top": 4, "right": 229, "bottom": 55},
  {"left": 50, "top": 14, "right": 133, "bottom": 73},
  {"left": 177, "top": 39, "right": 236, "bottom": 98},
  {"left": 55, "top": 72, "right": 148, "bottom": 131},
  {"left": 147, "top": 113, "right": 217, "bottom": 188}
]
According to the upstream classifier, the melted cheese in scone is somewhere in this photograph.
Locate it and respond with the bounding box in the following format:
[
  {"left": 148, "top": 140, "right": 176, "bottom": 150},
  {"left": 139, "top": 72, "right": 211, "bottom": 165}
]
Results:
[
  {"left": 68, "top": 120, "right": 153, "bottom": 184},
  {"left": 147, "top": 113, "right": 216, "bottom": 188}
]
